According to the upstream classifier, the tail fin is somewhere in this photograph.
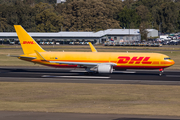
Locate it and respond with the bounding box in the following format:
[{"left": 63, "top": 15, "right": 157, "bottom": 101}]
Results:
[{"left": 14, "top": 25, "right": 45, "bottom": 55}]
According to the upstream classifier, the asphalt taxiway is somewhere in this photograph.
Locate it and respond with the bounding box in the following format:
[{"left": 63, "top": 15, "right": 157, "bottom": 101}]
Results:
[{"left": 0, "top": 67, "right": 180, "bottom": 85}]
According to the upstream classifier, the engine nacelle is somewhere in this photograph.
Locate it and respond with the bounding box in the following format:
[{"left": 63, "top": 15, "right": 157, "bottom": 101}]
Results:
[{"left": 97, "top": 64, "right": 113, "bottom": 74}]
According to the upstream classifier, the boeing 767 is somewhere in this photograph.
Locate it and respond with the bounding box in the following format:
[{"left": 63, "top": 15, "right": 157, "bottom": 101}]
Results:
[{"left": 14, "top": 25, "right": 175, "bottom": 76}]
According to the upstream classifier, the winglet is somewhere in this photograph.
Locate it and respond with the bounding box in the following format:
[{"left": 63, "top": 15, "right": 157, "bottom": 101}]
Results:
[{"left": 88, "top": 42, "right": 97, "bottom": 52}]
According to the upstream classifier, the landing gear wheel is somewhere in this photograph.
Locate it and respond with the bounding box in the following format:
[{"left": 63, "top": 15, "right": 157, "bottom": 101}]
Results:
[{"left": 159, "top": 68, "right": 164, "bottom": 76}]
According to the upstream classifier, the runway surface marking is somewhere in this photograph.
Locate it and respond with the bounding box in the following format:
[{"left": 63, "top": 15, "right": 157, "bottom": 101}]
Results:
[{"left": 42, "top": 75, "right": 110, "bottom": 79}]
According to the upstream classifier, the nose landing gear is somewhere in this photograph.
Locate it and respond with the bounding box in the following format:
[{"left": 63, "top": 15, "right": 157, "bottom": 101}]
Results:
[{"left": 159, "top": 68, "right": 164, "bottom": 76}]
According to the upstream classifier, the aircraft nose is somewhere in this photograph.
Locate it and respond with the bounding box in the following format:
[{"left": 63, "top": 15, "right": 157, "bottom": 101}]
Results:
[
  {"left": 171, "top": 60, "right": 175, "bottom": 65},
  {"left": 166, "top": 60, "right": 175, "bottom": 66}
]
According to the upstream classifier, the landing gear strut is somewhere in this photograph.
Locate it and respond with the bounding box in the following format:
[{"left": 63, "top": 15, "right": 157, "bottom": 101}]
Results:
[{"left": 159, "top": 68, "right": 164, "bottom": 76}]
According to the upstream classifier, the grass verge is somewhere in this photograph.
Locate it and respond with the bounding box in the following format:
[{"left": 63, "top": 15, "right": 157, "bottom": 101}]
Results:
[{"left": 0, "top": 82, "right": 180, "bottom": 116}]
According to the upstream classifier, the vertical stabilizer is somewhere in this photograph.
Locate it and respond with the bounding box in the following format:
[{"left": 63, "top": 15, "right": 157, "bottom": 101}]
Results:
[{"left": 14, "top": 25, "right": 45, "bottom": 55}]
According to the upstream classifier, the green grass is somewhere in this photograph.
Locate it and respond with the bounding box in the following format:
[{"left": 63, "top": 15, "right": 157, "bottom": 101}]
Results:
[{"left": 0, "top": 82, "right": 180, "bottom": 116}]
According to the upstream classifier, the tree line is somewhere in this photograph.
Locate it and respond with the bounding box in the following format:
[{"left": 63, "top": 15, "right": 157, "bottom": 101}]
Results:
[{"left": 0, "top": 0, "right": 179, "bottom": 36}]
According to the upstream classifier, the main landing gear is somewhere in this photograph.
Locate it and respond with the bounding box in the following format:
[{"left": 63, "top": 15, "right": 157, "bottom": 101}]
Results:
[{"left": 159, "top": 68, "right": 164, "bottom": 76}]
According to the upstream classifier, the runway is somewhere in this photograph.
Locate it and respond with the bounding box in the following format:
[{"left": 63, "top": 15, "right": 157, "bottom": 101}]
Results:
[{"left": 0, "top": 67, "right": 180, "bottom": 85}]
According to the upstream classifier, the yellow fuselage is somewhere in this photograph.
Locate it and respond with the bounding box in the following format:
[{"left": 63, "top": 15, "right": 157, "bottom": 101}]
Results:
[{"left": 20, "top": 52, "right": 175, "bottom": 69}]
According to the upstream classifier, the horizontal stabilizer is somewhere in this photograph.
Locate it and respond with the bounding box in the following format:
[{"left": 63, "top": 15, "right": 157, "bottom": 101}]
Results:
[
  {"left": 7, "top": 54, "right": 36, "bottom": 59},
  {"left": 19, "top": 56, "right": 36, "bottom": 59},
  {"left": 7, "top": 54, "right": 18, "bottom": 57}
]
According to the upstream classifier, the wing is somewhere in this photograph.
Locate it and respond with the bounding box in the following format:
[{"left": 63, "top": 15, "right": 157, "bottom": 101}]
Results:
[
  {"left": 50, "top": 61, "right": 116, "bottom": 67},
  {"left": 50, "top": 61, "right": 97, "bottom": 67},
  {"left": 34, "top": 51, "right": 117, "bottom": 67}
]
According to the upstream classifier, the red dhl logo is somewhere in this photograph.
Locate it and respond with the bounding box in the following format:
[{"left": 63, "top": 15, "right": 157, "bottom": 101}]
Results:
[
  {"left": 22, "top": 41, "right": 36, "bottom": 44},
  {"left": 117, "top": 56, "right": 152, "bottom": 64}
]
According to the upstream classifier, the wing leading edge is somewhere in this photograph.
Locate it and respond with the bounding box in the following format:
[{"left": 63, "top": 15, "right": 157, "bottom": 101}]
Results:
[{"left": 50, "top": 61, "right": 116, "bottom": 67}]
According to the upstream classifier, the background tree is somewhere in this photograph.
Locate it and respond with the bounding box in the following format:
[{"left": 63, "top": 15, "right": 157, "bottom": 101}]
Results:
[
  {"left": 0, "top": 0, "right": 179, "bottom": 33},
  {"left": 117, "top": 6, "right": 141, "bottom": 29},
  {"left": 136, "top": 5, "right": 152, "bottom": 23},
  {"left": 159, "top": 2, "right": 179, "bottom": 33},
  {"left": 35, "top": 2, "right": 63, "bottom": 32},
  {"left": 0, "top": 12, "right": 8, "bottom": 32},
  {"left": 101, "top": 0, "right": 123, "bottom": 20},
  {"left": 57, "top": 0, "right": 121, "bottom": 31},
  {"left": 139, "top": 22, "right": 149, "bottom": 41},
  {"left": 0, "top": 1, "right": 37, "bottom": 32},
  {"left": 123, "top": 0, "right": 136, "bottom": 8}
]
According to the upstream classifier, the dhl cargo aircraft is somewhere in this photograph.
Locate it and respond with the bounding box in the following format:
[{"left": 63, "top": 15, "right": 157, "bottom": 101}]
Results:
[{"left": 14, "top": 25, "right": 175, "bottom": 76}]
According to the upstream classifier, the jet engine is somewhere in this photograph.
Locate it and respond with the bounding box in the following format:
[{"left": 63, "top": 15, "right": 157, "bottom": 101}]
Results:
[{"left": 93, "top": 64, "right": 113, "bottom": 74}]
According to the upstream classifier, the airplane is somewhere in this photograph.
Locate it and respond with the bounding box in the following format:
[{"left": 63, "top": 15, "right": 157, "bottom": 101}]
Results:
[{"left": 14, "top": 25, "right": 175, "bottom": 76}]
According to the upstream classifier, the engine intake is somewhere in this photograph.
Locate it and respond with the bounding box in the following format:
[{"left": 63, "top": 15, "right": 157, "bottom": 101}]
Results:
[{"left": 97, "top": 64, "right": 113, "bottom": 74}]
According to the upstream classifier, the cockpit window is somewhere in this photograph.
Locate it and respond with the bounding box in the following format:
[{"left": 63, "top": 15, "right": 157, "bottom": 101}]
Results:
[{"left": 164, "top": 58, "right": 171, "bottom": 60}]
